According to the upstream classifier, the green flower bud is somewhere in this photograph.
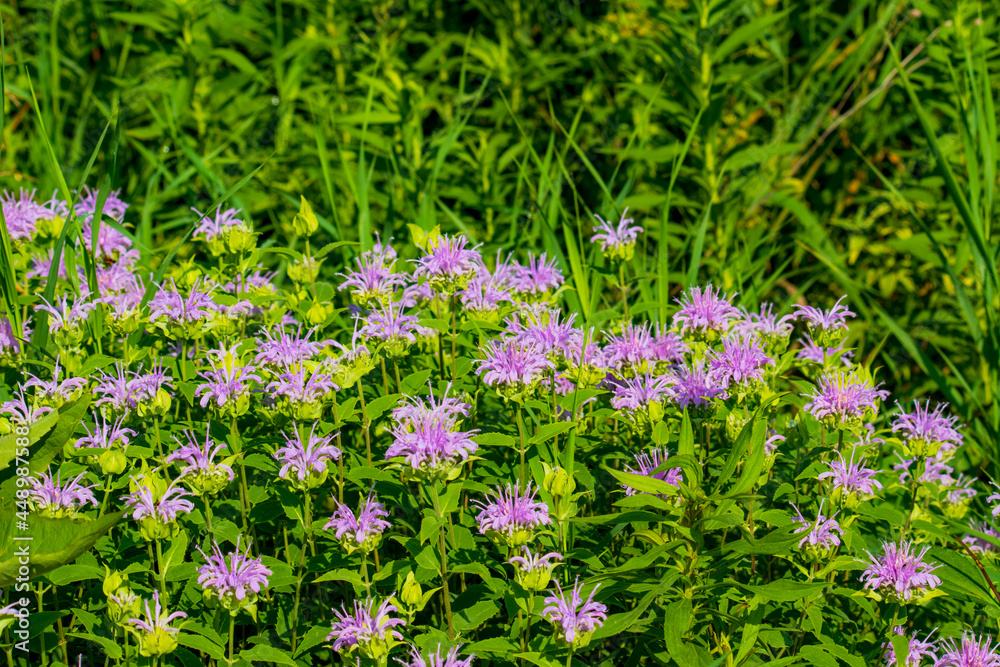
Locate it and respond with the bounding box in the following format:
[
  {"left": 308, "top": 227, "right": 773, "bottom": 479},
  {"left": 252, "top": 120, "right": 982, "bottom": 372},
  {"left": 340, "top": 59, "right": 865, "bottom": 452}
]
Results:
[
  {"left": 225, "top": 224, "right": 257, "bottom": 255},
  {"left": 292, "top": 196, "right": 320, "bottom": 237},
  {"left": 99, "top": 448, "right": 128, "bottom": 476},
  {"left": 136, "top": 627, "right": 180, "bottom": 657},
  {"left": 288, "top": 256, "right": 322, "bottom": 285},
  {"left": 400, "top": 573, "right": 422, "bottom": 609},
  {"left": 542, "top": 465, "right": 576, "bottom": 498},
  {"left": 102, "top": 567, "right": 129, "bottom": 597}
]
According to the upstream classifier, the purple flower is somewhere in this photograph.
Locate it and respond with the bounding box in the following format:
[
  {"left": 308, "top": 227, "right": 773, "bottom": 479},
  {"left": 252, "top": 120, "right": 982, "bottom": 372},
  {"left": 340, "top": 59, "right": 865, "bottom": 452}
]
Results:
[
  {"left": 195, "top": 536, "right": 271, "bottom": 609},
  {"left": 1, "top": 188, "right": 60, "bottom": 241},
  {"left": 94, "top": 363, "right": 139, "bottom": 417},
  {"left": 165, "top": 428, "right": 234, "bottom": 496},
  {"left": 601, "top": 322, "right": 655, "bottom": 374},
  {"left": 541, "top": 577, "right": 607, "bottom": 648},
  {"left": 989, "top": 483, "right": 1000, "bottom": 519},
  {"left": 818, "top": 449, "right": 883, "bottom": 505},
  {"left": 323, "top": 490, "right": 391, "bottom": 554},
  {"left": 359, "top": 301, "right": 422, "bottom": 357},
  {"left": 192, "top": 207, "right": 245, "bottom": 241},
  {"left": 706, "top": 335, "right": 773, "bottom": 393},
  {"left": 794, "top": 295, "right": 854, "bottom": 344},
  {"left": 650, "top": 323, "right": 687, "bottom": 365},
  {"left": 0, "top": 314, "right": 30, "bottom": 362},
  {"left": 1, "top": 386, "right": 53, "bottom": 425},
  {"left": 506, "top": 308, "right": 582, "bottom": 363},
  {"left": 338, "top": 253, "right": 409, "bottom": 307},
  {"left": 195, "top": 343, "right": 262, "bottom": 413},
  {"left": 765, "top": 429, "right": 785, "bottom": 456},
  {"left": 673, "top": 285, "right": 739, "bottom": 339},
  {"left": 327, "top": 598, "right": 405, "bottom": 655},
  {"left": 474, "top": 339, "right": 554, "bottom": 401},
  {"left": 591, "top": 207, "right": 643, "bottom": 260},
  {"left": 34, "top": 294, "right": 96, "bottom": 339},
  {"left": 883, "top": 626, "right": 937, "bottom": 667},
  {"left": 23, "top": 356, "right": 87, "bottom": 404},
  {"left": 796, "top": 336, "right": 853, "bottom": 367},
  {"left": 509, "top": 547, "right": 562, "bottom": 575},
  {"left": 77, "top": 413, "right": 136, "bottom": 450},
  {"left": 859, "top": 541, "right": 941, "bottom": 602},
  {"left": 412, "top": 235, "right": 482, "bottom": 293},
  {"left": 392, "top": 383, "right": 471, "bottom": 429},
  {"left": 802, "top": 371, "right": 888, "bottom": 429},
  {"left": 122, "top": 481, "right": 195, "bottom": 525},
  {"left": 274, "top": 424, "right": 341, "bottom": 489},
  {"left": 149, "top": 278, "right": 216, "bottom": 337},
  {"left": 891, "top": 400, "right": 964, "bottom": 458},
  {"left": 963, "top": 522, "right": 1000, "bottom": 556},
  {"left": 894, "top": 456, "right": 954, "bottom": 487},
  {"left": 507, "top": 253, "right": 564, "bottom": 297},
  {"left": 127, "top": 591, "right": 186, "bottom": 641},
  {"left": 611, "top": 373, "right": 673, "bottom": 411},
  {"left": 668, "top": 362, "right": 725, "bottom": 413},
  {"left": 736, "top": 302, "right": 796, "bottom": 340},
  {"left": 27, "top": 469, "right": 98, "bottom": 517},
  {"left": 398, "top": 644, "right": 475, "bottom": 667},
  {"left": 475, "top": 483, "right": 552, "bottom": 547},
  {"left": 386, "top": 416, "right": 479, "bottom": 480},
  {"left": 935, "top": 634, "right": 1000, "bottom": 667},
  {"left": 75, "top": 185, "right": 129, "bottom": 221},
  {"left": 791, "top": 500, "right": 843, "bottom": 553},
  {"left": 460, "top": 275, "right": 510, "bottom": 317},
  {"left": 622, "top": 447, "right": 683, "bottom": 496},
  {"left": 265, "top": 363, "right": 338, "bottom": 419}
]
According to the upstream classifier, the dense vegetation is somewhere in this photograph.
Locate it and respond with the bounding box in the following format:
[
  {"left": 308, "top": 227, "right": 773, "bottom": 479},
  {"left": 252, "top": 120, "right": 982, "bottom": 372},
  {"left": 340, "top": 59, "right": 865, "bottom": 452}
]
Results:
[{"left": 1, "top": 1, "right": 1000, "bottom": 666}]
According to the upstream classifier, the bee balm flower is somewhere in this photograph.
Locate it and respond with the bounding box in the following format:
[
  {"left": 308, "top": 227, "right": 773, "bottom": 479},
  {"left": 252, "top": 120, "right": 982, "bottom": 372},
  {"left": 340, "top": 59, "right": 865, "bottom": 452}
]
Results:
[
  {"left": 541, "top": 577, "right": 607, "bottom": 649},
  {"left": 327, "top": 598, "right": 406, "bottom": 661},
  {"left": 673, "top": 284, "right": 739, "bottom": 341},
  {"left": 195, "top": 537, "right": 271, "bottom": 615},
  {"left": 891, "top": 400, "right": 964, "bottom": 458},
  {"left": 935, "top": 633, "right": 1000, "bottom": 667},
  {"left": 475, "top": 483, "right": 552, "bottom": 548},
  {"left": 509, "top": 547, "right": 562, "bottom": 591},
  {"left": 127, "top": 591, "right": 186, "bottom": 657},
  {"left": 803, "top": 370, "right": 888, "bottom": 431},
  {"left": 859, "top": 540, "right": 941, "bottom": 603},
  {"left": 324, "top": 490, "right": 391, "bottom": 555},
  {"left": 474, "top": 339, "right": 554, "bottom": 403},
  {"left": 27, "top": 469, "right": 99, "bottom": 518},
  {"left": 882, "top": 626, "right": 937, "bottom": 667},
  {"left": 591, "top": 207, "right": 643, "bottom": 262},
  {"left": 793, "top": 295, "right": 854, "bottom": 346}
]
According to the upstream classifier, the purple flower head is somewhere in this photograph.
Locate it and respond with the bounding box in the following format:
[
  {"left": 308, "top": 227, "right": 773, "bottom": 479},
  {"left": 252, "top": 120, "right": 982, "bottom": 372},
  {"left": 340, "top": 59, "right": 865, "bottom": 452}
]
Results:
[
  {"left": 195, "top": 343, "right": 262, "bottom": 414},
  {"left": 359, "top": 301, "right": 421, "bottom": 358},
  {"left": 24, "top": 356, "right": 87, "bottom": 404},
  {"left": 507, "top": 308, "right": 582, "bottom": 364},
  {"left": 149, "top": 278, "right": 216, "bottom": 338},
  {"left": 601, "top": 322, "right": 656, "bottom": 375},
  {"left": 75, "top": 186, "right": 129, "bottom": 222},
  {"left": 195, "top": 536, "right": 271, "bottom": 610},
  {"left": 1, "top": 188, "right": 58, "bottom": 241},
  {"left": 392, "top": 383, "right": 471, "bottom": 430},
  {"left": 94, "top": 362, "right": 140, "bottom": 417},
  {"left": 673, "top": 285, "right": 740, "bottom": 339},
  {"left": 818, "top": 448, "right": 883, "bottom": 506},
  {"left": 883, "top": 626, "right": 937, "bottom": 667},
  {"left": 859, "top": 541, "right": 941, "bottom": 603},
  {"left": 509, "top": 547, "right": 562, "bottom": 574},
  {"left": 803, "top": 370, "right": 889, "bottom": 430},
  {"left": 591, "top": 207, "right": 643, "bottom": 260},
  {"left": 323, "top": 489, "right": 391, "bottom": 554},
  {"left": 963, "top": 522, "right": 1000, "bottom": 556},
  {"left": 942, "top": 475, "right": 977, "bottom": 512},
  {"left": 274, "top": 424, "right": 341, "bottom": 489},
  {"left": 77, "top": 413, "right": 136, "bottom": 450},
  {"left": 166, "top": 428, "right": 234, "bottom": 496},
  {"left": 254, "top": 325, "right": 332, "bottom": 369},
  {"left": 460, "top": 270, "right": 511, "bottom": 315},
  {"left": 412, "top": 235, "right": 482, "bottom": 293},
  {"left": 398, "top": 644, "right": 475, "bottom": 667},
  {"left": 131, "top": 360, "right": 174, "bottom": 404},
  {"left": 651, "top": 323, "right": 688, "bottom": 366},
  {"left": 794, "top": 295, "right": 854, "bottom": 345},
  {"left": 327, "top": 598, "right": 405, "bottom": 656},
  {"left": 127, "top": 591, "right": 186, "bottom": 638},
  {"left": 989, "top": 482, "right": 1000, "bottom": 519},
  {"left": 668, "top": 361, "right": 725, "bottom": 415},
  {"left": 541, "top": 577, "right": 607, "bottom": 648},
  {"left": 796, "top": 336, "right": 854, "bottom": 368},
  {"left": 891, "top": 400, "right": 964, "bottom": 458},
  {"left": 27, "top": 469, "right": 98, "bottom": 517},
  {"left": 475, "top": 483, "right": 552, "bottom": 547},
  {"left": 474, "top": 338, "right": 555, "bottom": 401},
  {"left": 80, "top": 219, "right": 133, "bottom": 262},
  {"left": 1, "top": 386, "right": 53, "bottom": 425},
  {"left": 0, "top": 314, "right": 30, "bottom": 362},
  {"left": 894, "top": 456, "right": 954, "bottom": 487},
  {"left": 338, "top": 253, "right": 409, "bottom": 307},
  {"left": 736, "top": 302, "right": 796, "bottom": 354},
  {"left": 612, "top": 373, "right": 673, "bottom": 430},
  {"left": 386, "top": 417, "right": 479, "bottom": 480},
  {"left": 791, "top": 500, "right": 843, "bottom": 554},
  {"left": 122, "top": 480, "right": 195, "bottom": 526},
  {"left": 34, "top": 294, "right": 96, "bottom": 340},
  {"left": 508, "top": 253, "right": 564, "bottom": 297},
  {"left": 622, "top": 447, "right": 683, "bottom": 497},
  {"left": 707, "top": 335, "right": 774, "bottom": 394},
  {"left": 192, "top": 207, "right": 245, "bottom": 241},
  {"left": 265, "top": 363, "right": 338, "bottom": 419},
  {"left": 935, "top": 634, "right": 1000, "bottom": 667}
]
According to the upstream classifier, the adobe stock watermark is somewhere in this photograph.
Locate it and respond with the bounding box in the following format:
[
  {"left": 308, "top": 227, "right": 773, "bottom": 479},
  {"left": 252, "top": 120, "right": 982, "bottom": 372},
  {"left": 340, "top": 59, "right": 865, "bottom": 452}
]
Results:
[{"left": 2, "top": 420, "right": 34, "bottom": 654}]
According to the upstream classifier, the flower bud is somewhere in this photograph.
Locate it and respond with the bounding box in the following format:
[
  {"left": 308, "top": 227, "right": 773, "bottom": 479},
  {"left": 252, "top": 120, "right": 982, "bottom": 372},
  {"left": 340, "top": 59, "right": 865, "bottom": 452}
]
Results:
[
  {"left": 137, "top": 628, "right": 180, "bottom": 657},
  {"left": 400, "top": 572, "right": 423, "bottom": 609},
  {"left": 292, "top": 196, "right": 320, "bottom": 237},
  {"left": 99, "top": 448, "right": 128, "bottom": 476},
  {"left": 288, "top": 256, "right": 322, "bottom": 285},
  {"left": 542, "top": 465, "right": 576, "bottom": 498},
  {"left": 102, "top": 567, "right": 129, "bottom": 597}
]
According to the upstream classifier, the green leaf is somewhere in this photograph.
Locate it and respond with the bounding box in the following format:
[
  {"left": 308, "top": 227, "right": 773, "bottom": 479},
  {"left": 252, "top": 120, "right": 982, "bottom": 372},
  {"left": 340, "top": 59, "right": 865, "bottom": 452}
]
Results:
[
  {"left": 741, "top": 580, "right": 829, "bottom": 602},
  {"left": 177, "top": 633, "right": 226, "bottom": 660},
  {"left": 0, "top": 512, "right": 121, "bottom": 587},
  {"left": 240, "top": 645, "right": 299, "bottom": 666}
]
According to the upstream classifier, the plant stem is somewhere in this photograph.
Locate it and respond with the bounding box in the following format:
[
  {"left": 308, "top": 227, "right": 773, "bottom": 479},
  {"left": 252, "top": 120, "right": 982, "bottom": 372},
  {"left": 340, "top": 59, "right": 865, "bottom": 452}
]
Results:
[
  {"left": 155, "top": 540, "right": 167, "bottom": 599},
  {"left": 228, "top": 614, "right": 235, "bottom": 665},
  {"left": 619, "top": 263, "right": 629, "bottom": 321},
  {"left": 357, "top": 381, "right": 372, "bottom": 466},
  {"left": 431, "top": 482, "right": 455, "bottom": 639},
  {"left": 450, "top": 293, "right": 458, "bottom": 382}
]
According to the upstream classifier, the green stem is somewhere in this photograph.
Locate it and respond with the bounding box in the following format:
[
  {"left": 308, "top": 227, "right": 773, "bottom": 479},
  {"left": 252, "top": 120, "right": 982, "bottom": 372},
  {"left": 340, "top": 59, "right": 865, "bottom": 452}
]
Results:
[
  {"left": 357, "top": 382, "right": 372, "bottom": 466},
  {"left": 431, "top": 483, "right": 455, "bottom": 639},
  {"left": 619, "top": 262, "right": 629, "bottom": 321},
  {"left": 516, "top": 405, "right": 528, "bottom": 488},
  {"left": 228, "top": 614, "right": 235, "bottom": 665},
  {"left": 450, "top": 293, "right": 458, "bottom": 382},
  {"left": 155, "top": 540, "right": 167, "bottom": 599}
]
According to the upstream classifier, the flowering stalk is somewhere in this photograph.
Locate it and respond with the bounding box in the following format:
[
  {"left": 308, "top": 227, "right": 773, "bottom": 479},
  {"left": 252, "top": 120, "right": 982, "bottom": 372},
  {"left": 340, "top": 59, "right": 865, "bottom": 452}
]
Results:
[
  {"left": 516, "top": 406, "right": 528, "bottom": 488},
  {"left": 430, "top": 481, "right": 455, "bottom": 639}
]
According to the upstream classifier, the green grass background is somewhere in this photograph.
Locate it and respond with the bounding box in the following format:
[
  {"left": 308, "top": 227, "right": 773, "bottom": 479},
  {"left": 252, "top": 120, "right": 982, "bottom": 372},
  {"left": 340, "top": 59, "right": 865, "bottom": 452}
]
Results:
[{"left": 2, "top": 0, "right": 998, "bottom": 474}]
